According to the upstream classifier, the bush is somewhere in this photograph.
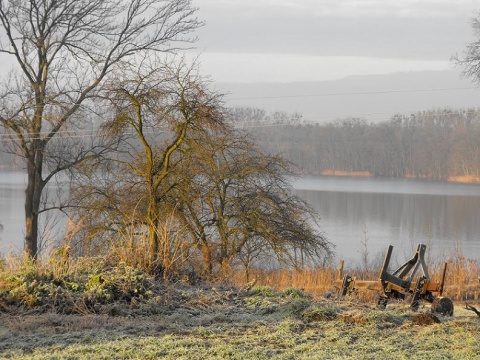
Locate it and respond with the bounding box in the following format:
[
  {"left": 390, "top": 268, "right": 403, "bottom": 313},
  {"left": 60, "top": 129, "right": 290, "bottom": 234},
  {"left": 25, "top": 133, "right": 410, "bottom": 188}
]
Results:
[
  {"left": 301, "top": 303, "right": 340, "bottom": 322},
  {"left": 282, "top": 287, "right": 310, "bottom": 299},
  {"left": 0, "top": 256, "right": 154, "bottom": 313},
  {"left": 249, "top": 286, "right": 276, "bottom": 297},
  {"left": 84, "top": 263, "right": 154, "bottom": 303}
]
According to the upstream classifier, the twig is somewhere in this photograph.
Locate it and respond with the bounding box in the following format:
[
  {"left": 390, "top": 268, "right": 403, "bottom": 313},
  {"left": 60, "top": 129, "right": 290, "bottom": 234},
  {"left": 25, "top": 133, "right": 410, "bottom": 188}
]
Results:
[{"left": 465, "top": 303, "right": 480, "bottom": 317}]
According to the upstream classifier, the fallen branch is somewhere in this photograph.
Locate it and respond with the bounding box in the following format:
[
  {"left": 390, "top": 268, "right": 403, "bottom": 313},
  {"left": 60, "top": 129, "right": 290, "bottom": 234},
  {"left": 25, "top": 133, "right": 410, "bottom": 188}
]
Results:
[{"left": 465, "top": 303, "right": 480, "bottom": 317}]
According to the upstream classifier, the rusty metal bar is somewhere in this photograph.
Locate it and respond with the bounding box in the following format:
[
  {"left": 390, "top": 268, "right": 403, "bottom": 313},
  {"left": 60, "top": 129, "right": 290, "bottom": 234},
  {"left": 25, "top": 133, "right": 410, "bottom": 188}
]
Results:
[
  {"left": 337, "top": 259, "right": 344, "bottom": 281},
  {"left": 349, "top": 280, "right": 383, "bottom": 291},
  {"left": 378, "top": 245, "right": 393, "bottom": 280},
  {"left": 439, "top": 262, "right": 448, "bottom": 296},
  {"left": 393, "top": 244, "right": 422, "bottom": 278}
]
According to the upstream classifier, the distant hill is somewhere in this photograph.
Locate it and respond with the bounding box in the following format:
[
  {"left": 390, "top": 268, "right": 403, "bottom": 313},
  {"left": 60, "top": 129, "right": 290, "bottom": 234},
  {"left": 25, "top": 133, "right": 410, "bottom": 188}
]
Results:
[{"left": 217, "top": 69, "right": 480, "bottom": 123}]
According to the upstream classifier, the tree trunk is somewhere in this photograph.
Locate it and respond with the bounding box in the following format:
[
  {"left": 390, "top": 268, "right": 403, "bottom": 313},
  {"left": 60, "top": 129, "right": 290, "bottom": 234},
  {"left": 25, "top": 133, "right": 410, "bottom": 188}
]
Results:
[
  {"left": 147, "top": 197, "right": 160, "bottom": 271},
  {"left": 148, "top": 227, "right": 159, "bottom": 266},
  {"left": 24, "top": 157, "right": 44, "bottom": 258},
  {"left": 199, "top": 239, "right": 213, "bottom": 277},
  {"left": 244, "top": 263, "right": 250, "bottom": 283}
]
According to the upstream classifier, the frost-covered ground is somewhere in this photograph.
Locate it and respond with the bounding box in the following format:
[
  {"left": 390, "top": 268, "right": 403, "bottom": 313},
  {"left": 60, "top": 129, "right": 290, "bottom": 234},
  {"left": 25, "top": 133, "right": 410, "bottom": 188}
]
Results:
[{"left": 0, "top": 285, "right": 478, "bottom": 359}]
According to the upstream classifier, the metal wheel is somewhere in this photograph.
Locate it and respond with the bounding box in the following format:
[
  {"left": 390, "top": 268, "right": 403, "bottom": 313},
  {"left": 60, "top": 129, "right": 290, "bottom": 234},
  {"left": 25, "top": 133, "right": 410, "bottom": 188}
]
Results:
[
  {"left": 432, "top": 297, "right": 454, "bottom": 316},
  {"left": 377, "top": 296, "right": 389, "bottom": 309}
]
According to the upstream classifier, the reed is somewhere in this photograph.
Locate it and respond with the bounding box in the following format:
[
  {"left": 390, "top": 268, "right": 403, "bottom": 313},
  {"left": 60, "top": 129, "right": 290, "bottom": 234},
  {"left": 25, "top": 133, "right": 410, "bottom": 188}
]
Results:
[
  {"left": 229, "top": 266, "right": 338, "bottom": 295},
  {"left": 440, "top": 256, "right": 479, "bottom": 301},
  {"left": 231, "top": 254, "right": 479, "bottom": 302}
]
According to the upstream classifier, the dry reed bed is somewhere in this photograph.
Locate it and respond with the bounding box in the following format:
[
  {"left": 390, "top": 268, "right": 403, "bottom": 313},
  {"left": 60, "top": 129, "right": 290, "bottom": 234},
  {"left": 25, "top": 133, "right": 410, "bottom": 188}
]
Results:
[{"left": 232, "top": 255, "right": 480, "bottom": 303}]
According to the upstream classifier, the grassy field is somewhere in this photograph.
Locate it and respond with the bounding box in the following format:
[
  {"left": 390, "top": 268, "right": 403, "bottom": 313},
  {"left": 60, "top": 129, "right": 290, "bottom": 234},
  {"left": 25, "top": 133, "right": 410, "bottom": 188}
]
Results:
[
  {"left": 0, "top": 252, "right": 479, "bottom": 359},
  {"left": 1, "top": 284, "right": 479, "bottom": 360}
]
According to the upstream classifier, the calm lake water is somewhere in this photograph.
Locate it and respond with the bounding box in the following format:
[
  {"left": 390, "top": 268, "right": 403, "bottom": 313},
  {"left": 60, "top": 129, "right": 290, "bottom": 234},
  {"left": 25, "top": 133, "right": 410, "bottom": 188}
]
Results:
[
  {"left": 0, "top": 172, "right": 26, "bottom": 253},
  {"left": 293, "top": 176, "right": 480, "bottom": 265},
  {"left": 1, "top": 172, "right": 480, "bottom": 264},
  {"left": 0, "top": 172, "right": 67, "bottom": 254}
]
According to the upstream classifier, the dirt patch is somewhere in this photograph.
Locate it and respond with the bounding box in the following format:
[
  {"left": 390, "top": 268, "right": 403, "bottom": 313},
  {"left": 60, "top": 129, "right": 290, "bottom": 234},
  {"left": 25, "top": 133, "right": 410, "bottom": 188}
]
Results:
[{"left": 410, "top": 313, "right": 441, "bottom": 325}]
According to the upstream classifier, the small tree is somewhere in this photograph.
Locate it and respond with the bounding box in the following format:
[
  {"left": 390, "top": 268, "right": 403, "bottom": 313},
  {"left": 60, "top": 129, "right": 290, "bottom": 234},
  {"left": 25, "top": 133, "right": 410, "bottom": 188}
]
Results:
[
  {"left": 176, "top": 128, "right": 333, "bottom": 277},
  {"left": 0, "top": 0, "right": 201, "bottom": 258},
  {"left": 72, "top": 57, "right": 226, "bottom": 274}
]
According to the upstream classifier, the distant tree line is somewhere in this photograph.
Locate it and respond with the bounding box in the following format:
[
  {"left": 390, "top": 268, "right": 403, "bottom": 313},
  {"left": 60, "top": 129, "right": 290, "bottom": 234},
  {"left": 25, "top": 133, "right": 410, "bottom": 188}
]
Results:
[{"left": 229, "top": 107, "right": 480, "bottom": 181}]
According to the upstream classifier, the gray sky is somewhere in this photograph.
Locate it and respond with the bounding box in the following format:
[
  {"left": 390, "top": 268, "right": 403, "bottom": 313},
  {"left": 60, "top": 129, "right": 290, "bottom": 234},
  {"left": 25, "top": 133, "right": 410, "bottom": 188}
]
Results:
[{"left": 193, "top": 0, "right": 479, "bottom": 83}]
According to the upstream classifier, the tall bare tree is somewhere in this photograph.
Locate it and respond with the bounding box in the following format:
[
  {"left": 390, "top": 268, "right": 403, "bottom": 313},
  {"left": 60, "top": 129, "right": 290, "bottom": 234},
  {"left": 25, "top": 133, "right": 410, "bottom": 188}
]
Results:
[{"left": 0, "top": 0, "right": 201, "bottom": 257}]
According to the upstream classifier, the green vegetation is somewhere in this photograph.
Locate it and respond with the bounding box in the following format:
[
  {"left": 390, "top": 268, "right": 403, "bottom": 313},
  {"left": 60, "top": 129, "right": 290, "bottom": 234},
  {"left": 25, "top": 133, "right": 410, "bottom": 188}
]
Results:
[{"left": 0, "top": 254, "right": 155, "bottom": 314}]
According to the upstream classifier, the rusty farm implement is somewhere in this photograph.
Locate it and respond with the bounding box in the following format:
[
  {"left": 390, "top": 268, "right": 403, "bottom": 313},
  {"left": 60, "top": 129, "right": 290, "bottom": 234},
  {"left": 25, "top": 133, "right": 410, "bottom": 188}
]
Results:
[{"left": 335, "top": 243, "right": 454, "bottom": 315}]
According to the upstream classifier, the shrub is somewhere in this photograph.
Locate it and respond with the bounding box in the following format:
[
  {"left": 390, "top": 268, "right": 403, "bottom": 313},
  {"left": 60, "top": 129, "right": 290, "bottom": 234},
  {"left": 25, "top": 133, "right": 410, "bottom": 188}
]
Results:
[
  {"left": 301, "top": 303, "right": 340, "bottom": 322},
  {"left": 282, "top": 287, "right": 310, "bottom": 299},
  {"left": 0, "top": 255, "right": 154, "bottom": 313},
  {"left": 249, "top": 286, "right": 276, "bottom": 297}
]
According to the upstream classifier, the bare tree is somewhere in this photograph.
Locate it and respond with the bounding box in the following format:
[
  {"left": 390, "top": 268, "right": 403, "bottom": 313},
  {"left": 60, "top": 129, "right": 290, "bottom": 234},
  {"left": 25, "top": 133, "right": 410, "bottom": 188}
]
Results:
[
  {"left": 0, "top": 0, "right": 201, "bottom": 257},
  {"left": 454, "top": 11, "right": 480, "bottom": 84},
  {"left": 72, "top": 57, "right": 225, "bottom": 274},
  {"left": 72, "top": 75, "right": 333, "bottom": 278},
  {"left": 177, "top": 128, "right": 333, "bottom": 277}
]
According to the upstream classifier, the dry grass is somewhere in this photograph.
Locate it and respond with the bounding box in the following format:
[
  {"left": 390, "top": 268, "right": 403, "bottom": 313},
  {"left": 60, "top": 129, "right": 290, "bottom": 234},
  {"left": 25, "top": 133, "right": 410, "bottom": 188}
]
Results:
[
  {"left": 230, "top": 267, "right": 339, "bottom": 296},
  {"left": 0, "top": 245, "right": 478, "bottom": 359},
  {"left": 441, "top": 256, "right": 480, "bottom": 301},
  {"left": 230, "top": 255, "right": 480, "bottom": 304},
  {"left": 0, "top": 250, "right": 479, "bottom": 359},
  {"left": 448, "top": 175, "right": 480, "bottom": 183}
]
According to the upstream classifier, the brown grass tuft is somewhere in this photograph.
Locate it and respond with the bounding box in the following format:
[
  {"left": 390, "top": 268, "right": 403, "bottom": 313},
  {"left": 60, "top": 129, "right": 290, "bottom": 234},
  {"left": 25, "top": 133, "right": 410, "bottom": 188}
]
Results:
[{"left": 411, "top": 313, "right": 441, "bottom": 325}]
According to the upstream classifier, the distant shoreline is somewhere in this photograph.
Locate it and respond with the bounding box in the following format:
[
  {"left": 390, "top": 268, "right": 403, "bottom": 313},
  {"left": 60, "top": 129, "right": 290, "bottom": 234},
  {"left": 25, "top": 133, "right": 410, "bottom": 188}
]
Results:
[
  {"left": 2, "top": 168, "right": 480, "bottom": 185},
  {"left": 318, "top": 170, "right": 480, "bottom": 184}
]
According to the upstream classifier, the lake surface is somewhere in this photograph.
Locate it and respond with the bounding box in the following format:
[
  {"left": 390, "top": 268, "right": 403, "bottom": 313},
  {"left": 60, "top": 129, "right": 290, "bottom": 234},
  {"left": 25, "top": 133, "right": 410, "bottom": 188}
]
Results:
[
  {"left": 0, "top": 172, "right": 67, "bottom": 254},
  {"left": 293, "top": 176, "right": 480, "bottom": 266},
  {"left": 0, "top": 172, "right": 26, "bottom": 253},
  {"left": 1, "top": 172, "right": 480, "bottom": 265}
]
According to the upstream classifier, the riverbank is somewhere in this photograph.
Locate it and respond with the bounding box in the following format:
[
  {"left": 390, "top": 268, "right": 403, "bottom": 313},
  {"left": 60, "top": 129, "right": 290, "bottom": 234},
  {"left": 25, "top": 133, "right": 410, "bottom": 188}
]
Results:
[
  {"left": 319, "top": 170, "right": 480, "bottom": 184},
  {"left": 447, "top": 175, "right": 480, "bottom": 184}
]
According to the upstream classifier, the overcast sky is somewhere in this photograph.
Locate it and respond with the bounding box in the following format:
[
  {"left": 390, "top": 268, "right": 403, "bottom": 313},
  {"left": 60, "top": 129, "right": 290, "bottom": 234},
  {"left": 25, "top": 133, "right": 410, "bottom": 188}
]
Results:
[{"left": 193, "top": 0, "right": 480, "bottom": 83}]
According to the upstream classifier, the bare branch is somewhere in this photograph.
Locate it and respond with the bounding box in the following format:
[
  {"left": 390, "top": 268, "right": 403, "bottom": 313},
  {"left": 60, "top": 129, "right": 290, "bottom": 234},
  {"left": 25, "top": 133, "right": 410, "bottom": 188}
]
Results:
[{"left": 0, "top": 0, "right": 202, "bottom": 257}]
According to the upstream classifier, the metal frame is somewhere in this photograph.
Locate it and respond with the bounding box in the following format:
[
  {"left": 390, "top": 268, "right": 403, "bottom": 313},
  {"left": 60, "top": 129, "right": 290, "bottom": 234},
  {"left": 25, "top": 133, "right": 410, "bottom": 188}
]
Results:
[{"left": 335, "top": 244, "right": 453, "bottom": 315}]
